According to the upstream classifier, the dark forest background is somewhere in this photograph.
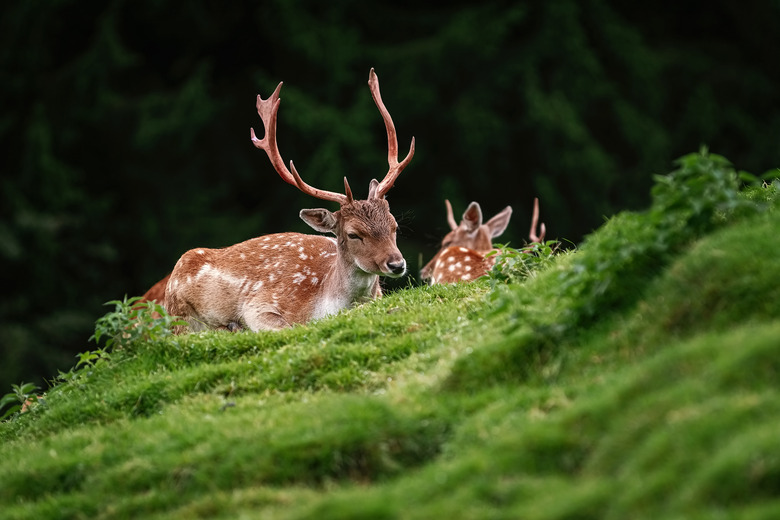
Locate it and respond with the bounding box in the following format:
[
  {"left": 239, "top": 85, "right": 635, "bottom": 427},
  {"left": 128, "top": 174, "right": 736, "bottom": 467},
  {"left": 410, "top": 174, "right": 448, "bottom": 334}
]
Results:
[{"left": 2, "top": 0, "right": 779, "bottom": 392}]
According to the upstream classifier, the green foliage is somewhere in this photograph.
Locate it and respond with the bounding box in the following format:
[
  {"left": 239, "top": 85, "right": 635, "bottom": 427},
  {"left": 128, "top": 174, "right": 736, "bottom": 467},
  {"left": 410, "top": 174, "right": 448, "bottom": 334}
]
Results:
[
  {"left": 485, "top": 240, "right": 559, "bottom": 288},
  {"left": 616, "top": 206, "right": 780, "bottom": 346},
  {"left": 556, "top": 148, "right": 763, "bottom": 329},
  {"left": 90, "top": 296, "right": 185, "bottom": 351},
  {"left": 1, "top": 153, "right": 779, "bottom": 518},
  {"left": 0, "top": 382, "right": 40, "bottom": 421},
  {"left": 446, "top": 150, "right": 780, "bottom": 393},
  {"left": 1, "top": 297, "right": 186, "bottom": 419},
  {"left": 650, "top": 147, "right": 751, "bottom": 237}
]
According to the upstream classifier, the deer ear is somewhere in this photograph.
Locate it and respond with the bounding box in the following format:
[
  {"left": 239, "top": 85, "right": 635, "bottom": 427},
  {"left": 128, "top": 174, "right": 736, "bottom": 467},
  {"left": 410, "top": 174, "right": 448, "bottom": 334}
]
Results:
[
  {"left": 300, "top": 209, "right": 337, "bottom": 234},
  {"left": 486, "top": 206, "right": 513, "bottom": 238},
  {"left": 367, "top": 178, "right": 381, "bottom": 199},
  {"left": 462, "top": 202, "right": 483, "bottom": 232}
]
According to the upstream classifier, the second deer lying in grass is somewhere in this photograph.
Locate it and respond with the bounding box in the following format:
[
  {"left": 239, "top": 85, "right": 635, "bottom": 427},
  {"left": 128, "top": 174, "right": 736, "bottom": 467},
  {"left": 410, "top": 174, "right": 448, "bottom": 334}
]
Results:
[{"left": 421, "top": 198, "right": 545, "bottom": 285}]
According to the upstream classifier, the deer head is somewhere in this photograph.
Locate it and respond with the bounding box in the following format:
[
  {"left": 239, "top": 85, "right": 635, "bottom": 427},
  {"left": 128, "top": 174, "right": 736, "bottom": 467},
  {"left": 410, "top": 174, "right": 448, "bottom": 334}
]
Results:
[
  {"left": 421, "top": 198, "right": 545, "bottom": 284},
  {"left": 165, "top": 69, "right": 414, "bottom": 332}
]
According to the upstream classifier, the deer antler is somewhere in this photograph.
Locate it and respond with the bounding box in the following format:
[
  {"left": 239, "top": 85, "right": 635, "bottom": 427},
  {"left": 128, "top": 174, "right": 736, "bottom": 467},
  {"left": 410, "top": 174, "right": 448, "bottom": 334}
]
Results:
[
  {"left": 368, "top": 68, "right": 415, "bottom": 199},
  {"left": 529, "top": 197, "right": 547, "bottom": 243},
  {"left": 251, "top": 83, "right": 351, "bottom": 205}
]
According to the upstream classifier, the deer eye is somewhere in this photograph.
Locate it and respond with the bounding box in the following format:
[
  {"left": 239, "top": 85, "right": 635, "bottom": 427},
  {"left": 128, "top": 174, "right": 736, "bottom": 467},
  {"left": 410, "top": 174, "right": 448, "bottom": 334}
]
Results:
[{"left": 347, "top": 233, "right": 363, "bottom": 241}]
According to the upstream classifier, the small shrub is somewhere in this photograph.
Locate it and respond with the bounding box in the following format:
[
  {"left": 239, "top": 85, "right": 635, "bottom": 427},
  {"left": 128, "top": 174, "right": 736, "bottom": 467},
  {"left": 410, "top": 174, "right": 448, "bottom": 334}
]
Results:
[
  {"left": 54, "top": 296, "right": 185, "bottom": 385},
  {"left": 91, "top": 295, "right": 185, "bottom": 351},
  {"left": 486, "top": 240, "right": 559, "bottom": 288},
  {"left": 0, "top": 382, "right": 40, "bottom": 421},
  {"left": 557, "top": 147, "right": 762, "bottom": 329}
]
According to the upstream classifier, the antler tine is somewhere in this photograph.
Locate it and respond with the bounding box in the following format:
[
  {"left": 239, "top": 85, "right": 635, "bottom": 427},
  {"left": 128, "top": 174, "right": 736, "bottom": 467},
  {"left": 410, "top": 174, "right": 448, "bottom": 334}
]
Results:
[
  {"left": 251, "top": 82, "right": 348, "bottom": 205},
  {"left": 289, "top": 162, "right": 352, "bottom": 204},
  {"left": 529, "top": 197, "right": 547, "bottom": 243},
  {"left": 368, "top": 68, "right": 415, "bottom": 198},
  {"left": 250, "top": 83, "right": 296, "bottom": 186},
  {"left": 444, "top": 200, "right": 458, "bottom": 230}
]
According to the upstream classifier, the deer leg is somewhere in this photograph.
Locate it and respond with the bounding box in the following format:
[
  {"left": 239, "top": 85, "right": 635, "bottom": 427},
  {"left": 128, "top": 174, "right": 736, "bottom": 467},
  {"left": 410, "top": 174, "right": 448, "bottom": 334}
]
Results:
[
  {"left": 243, "top": 303, "right": 291, "bottom": 331},
  {"left": 226, "top": 321, "right": 243, "bottom": 332},
  {"left": 370, "top": 278, "right": 383, "bottom": 298},
  {"left": 214, "top": 321, "right": 243, "bottom": 332}
]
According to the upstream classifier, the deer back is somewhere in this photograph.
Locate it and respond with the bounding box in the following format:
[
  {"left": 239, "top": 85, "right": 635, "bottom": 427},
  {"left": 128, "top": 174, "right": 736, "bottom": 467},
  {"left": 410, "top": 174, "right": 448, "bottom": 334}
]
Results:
[
  {"left": 421, "top": 198, "right": 546, "bottom": 285},
  {"left": 425, "top": 246, "right": 494, "bottom": 284},
  {"left": 421, "top": 200, "right": 511, "bottom": 283}
]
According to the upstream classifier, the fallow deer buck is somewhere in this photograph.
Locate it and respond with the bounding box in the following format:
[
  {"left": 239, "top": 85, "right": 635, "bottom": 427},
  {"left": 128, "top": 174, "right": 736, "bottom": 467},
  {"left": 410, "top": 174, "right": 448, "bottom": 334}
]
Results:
[
  {"left": 165, "top": 69, "right": 414, "bottom": 332},
  {"left": 421, "top": 197, "right": 545, "bottom": 284}
]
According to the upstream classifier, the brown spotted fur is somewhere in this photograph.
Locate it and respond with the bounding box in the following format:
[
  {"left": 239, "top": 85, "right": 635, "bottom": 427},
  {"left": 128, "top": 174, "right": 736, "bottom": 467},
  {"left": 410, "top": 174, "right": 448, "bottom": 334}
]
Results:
[{"left": 421, "top": 200, "right": 512, "bottom": 284}]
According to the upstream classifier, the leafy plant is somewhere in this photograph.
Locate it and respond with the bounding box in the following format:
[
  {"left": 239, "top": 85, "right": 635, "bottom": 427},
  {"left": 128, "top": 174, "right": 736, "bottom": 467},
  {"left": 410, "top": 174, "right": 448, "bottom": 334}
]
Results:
[
  {"left": 486, "top": 240, "right": 559, "bottom": 288},
  {"left": 90, "top": 295, "right": 186, "bottom": 350},
  {"left": 53, "top": 296, "right": 186, "bottom": 385},
  {"left": 0, "top": 382, "right": 40, "bottom": 421},
  {"left": 555, "top": 147, "right": 762, "bottom": 329},
  {"left": 649, "top": 147, "right": 756, "bottom": 243}
]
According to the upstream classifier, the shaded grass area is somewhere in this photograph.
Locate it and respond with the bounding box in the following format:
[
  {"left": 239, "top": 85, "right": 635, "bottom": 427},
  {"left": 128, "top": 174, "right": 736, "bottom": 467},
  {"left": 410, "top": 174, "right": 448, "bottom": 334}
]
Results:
[{"left": 2, "top": 155, "right": 779, "bottom": 519}]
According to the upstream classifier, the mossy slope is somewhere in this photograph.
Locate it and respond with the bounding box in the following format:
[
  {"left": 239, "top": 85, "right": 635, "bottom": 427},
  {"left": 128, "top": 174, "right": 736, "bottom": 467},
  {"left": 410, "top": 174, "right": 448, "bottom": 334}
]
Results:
[{"left": 1, "top": 152, "right": 778, "bottom": 519}]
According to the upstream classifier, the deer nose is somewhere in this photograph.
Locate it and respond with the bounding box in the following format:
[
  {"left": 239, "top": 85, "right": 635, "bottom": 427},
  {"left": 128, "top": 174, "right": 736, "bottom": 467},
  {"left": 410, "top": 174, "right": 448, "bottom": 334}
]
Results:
[{"left": 387, "top": 259, "right": 407, "bottom": 276}]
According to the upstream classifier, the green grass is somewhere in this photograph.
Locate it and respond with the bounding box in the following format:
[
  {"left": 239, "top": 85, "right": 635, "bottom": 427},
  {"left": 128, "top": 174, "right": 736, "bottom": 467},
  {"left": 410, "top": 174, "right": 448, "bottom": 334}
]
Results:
[{"left": 2, "top": 151, "right": 779, "bottom": 519}]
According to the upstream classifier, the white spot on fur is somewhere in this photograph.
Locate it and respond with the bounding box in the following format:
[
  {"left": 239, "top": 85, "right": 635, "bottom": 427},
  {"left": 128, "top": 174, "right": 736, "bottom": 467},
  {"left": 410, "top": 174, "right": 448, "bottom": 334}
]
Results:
[
  {"left": 240, "top": 253, "right": 246, "bottom": 260},
  {"left": 195, "top": 264, "right": 212, "bottom": 279},
  {"left": 299, "top": 253, "right": 308, "bottom": 260},
  {"left": 194, "top": 263, "right": 246, "bottom": 288},
  {"left": 461, "top": 274, "right": 472, "bottom": 280},
  {"left": 292, "top": 272, "right": 307, "bottom": 284},
  {"left": 458, "top": 247, "right": 469, "bottom": 252},
  {"left": 252, "top": 281, "right": 263, "bottom": 291},
  {"left": 196, "top": 249, "right": 205, "bottom": 255}
]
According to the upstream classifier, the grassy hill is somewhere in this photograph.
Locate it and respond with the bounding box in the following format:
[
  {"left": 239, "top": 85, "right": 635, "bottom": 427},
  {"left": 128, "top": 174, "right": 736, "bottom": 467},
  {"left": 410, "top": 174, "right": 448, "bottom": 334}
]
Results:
[{"left": 2, "top": 150, "right": 779, "bottom": 519}]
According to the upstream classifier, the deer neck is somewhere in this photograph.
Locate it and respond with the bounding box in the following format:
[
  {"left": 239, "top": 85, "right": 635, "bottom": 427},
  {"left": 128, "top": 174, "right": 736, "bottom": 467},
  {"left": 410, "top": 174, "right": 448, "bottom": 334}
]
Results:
[
  {"left": 311, "top": 240, "right": 377, "bottom": 320},
  {"left": 330, "top": 242, "right": 378, "bottom": 298}
]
